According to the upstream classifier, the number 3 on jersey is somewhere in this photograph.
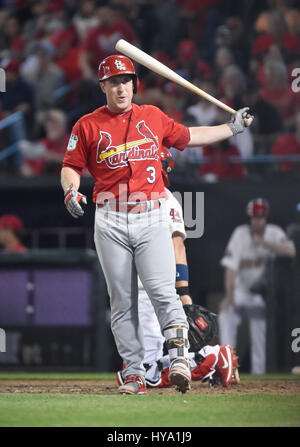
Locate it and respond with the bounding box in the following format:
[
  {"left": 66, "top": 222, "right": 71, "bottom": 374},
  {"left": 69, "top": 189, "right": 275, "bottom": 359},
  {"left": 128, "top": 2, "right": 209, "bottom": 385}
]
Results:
[{"left": 146, "top": 166, "right": 156, "bottom": 184}]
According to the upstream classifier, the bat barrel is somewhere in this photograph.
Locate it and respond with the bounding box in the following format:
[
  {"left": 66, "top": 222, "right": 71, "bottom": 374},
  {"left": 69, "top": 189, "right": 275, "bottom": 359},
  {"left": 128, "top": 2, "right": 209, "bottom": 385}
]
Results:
[{"left": 115, "top": 39, "right": 237, "bottom": 116}]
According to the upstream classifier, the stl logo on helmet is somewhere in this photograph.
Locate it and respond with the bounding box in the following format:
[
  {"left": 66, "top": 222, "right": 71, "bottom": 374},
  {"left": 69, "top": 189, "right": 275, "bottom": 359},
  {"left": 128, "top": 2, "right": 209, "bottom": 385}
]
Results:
[
  {"left": 96, "top": 121, "right": 159, "bottom": 169},
  {"left": 114, "top": 60, "right": 126, "bottom": 70}
]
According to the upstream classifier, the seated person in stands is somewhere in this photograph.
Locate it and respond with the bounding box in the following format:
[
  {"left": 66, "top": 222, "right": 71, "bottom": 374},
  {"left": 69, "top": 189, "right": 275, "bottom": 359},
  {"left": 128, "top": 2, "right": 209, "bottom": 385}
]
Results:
[
  {"left": 200, "top": 138, "right": 246, "bottom": 182},
  {"left": 20, "top": 109, "right": 70, "bottom": 176},
  {"left": 271, "top": 112, "right": 300, "bottom": 173},
  {"left": 0, "top": 214, "right": 27, "bottom": 253},
  {"left": 242, "top": 78, "right": 285, "bottom": 155}
]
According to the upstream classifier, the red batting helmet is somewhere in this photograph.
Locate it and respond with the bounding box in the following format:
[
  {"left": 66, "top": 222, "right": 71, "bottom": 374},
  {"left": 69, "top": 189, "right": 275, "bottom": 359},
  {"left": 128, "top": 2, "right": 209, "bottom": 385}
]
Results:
[
  {"left": 161, "top": 147, "right": 174, "bottom": 187},
  {"left": 246, "top": 198, "right": 270, "bottom": 217},
  {"left": 98, "top": 55, "right": 138, "bottom": 93}
]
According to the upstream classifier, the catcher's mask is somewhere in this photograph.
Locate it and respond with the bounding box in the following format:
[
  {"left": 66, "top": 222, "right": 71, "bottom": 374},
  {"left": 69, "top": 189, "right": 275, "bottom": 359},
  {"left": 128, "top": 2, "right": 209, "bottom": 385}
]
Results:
[
  {"left": 160, "top": 147, "right": 174, "bottom": 187},
  {"left": 98, "top": 55, "right": 138, "bottom": 94},
  {"left": 246, "top": 198, "right": 270, "bottom": 218}
]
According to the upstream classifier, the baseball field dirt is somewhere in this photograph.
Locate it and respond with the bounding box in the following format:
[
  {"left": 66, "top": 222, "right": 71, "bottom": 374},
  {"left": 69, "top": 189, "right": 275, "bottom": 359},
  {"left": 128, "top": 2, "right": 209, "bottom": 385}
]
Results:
[{"left": 0, "top": 377, "right": 299, "bottom": 395}]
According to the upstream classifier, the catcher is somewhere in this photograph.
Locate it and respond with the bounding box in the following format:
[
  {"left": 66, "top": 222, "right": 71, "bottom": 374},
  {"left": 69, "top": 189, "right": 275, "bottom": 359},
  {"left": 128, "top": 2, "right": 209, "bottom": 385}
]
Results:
[{"left": 117, "top": 149, "right": 239, "bottom": 391}]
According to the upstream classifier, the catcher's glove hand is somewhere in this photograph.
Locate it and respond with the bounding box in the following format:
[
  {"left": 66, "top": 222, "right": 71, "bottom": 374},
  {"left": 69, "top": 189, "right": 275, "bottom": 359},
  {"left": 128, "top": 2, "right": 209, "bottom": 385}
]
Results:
[
  {"left": 183, "top": 304, "right": 218, "bottom": 352},
  {"left": 64, "top": 184, "right": 87, "bottom": 218}
]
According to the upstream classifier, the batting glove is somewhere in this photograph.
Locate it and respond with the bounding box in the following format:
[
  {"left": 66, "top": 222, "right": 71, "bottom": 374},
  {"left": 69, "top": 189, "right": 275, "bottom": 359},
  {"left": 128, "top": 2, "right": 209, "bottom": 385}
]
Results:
[
  {"left": 64, "top": 184, "right": 87, "bottom": 219},
  {"left": 227, "top": 107, "right": 254, "bottom": 136}
]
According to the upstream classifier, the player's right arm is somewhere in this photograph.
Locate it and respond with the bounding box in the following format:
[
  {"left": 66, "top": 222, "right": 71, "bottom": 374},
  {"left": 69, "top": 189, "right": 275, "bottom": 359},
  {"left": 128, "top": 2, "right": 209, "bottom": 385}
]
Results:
[
  {"left": 61, "top": 166, "right": 81, "bottom": 192},
  {"left": 61, "top": 166, "right": 87, "bottom": 219},
  {"left": 61, "top": 120, "right": 89, "bottom": 218}
]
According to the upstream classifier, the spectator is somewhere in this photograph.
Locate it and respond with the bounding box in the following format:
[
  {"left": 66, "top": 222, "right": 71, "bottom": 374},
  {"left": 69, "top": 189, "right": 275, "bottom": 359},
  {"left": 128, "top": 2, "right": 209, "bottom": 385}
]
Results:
[
  {"left": 152, "top": 0, "right": 180, "bottom": 56},
  {"left": 0, "top": 14, "right": 24, "bottom": 60},
  {"left": 79, "top": 4, "right": 138, "bottom": 82},
  {"left": 199, "top": 138, "right": 246, "bottom": 182},
  {"left": 0, "top": 59, "right": 34, "bottom": 127},
  {"left": 260, "top": 59, "right": 300, "bottom": 129},
  {"left": 214, "top": 47, "right": 234, "bottom": 78},
  {"left": 0, "top": 214, "right": 27, "bottom": 253},
  {"left": 186, "top": 80, "right": 218, "bottom": 126},
  {"left": 34, "top": 40, "right": 65, "bottom": 112},
  {"left": 242, "top": 78, "right": 285, "bottom": 154},
  {"left": 20, "top": 109, "right": 69, "bottom": 176},
  {"left": 252, "top": 10, "right": 300, "bottom": 60},
  {"left": 50, "top": 28, "right": 82, "bottom": 82},
  {"left": 72, "top": 0, "right": 98, "bottom": 42},
  {"left": 219, "top": 64, "right": 247, "bottom": 103},
  {"left": 117, "top": 0, "right": 159, "bottom": 54},
  {"left": 21, "top": 40, "right": 65, "bottom": 135},
  {"left": 160, "top": 83, "right": 184, "bottom": 123},
  {"left": 271, "top": 112, "right": 300, "bottom": 173},
  {"left": 21, "top": 0, "right": 50, "bottom": 44},
  {"left": 176, "top": 39, "right": 197, "bottom": 81}
]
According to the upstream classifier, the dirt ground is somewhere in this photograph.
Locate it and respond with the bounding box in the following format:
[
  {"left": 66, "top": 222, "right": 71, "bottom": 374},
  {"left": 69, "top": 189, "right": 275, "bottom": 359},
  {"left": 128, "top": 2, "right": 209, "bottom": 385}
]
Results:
[{"left": 0, "top": 379, "right": 299, "bottom": 395}]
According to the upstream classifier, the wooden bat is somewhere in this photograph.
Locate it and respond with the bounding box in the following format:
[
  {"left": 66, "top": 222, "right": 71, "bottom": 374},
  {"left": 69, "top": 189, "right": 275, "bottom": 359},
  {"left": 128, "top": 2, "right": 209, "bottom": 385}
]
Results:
[{"left": 115, "top": 39, "right": 253, "bottom": 125}]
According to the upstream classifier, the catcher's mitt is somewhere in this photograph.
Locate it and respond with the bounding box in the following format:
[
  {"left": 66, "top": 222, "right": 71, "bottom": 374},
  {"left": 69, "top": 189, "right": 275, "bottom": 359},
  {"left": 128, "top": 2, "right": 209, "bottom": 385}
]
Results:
[{"left": 183, "top": 304, "right": 218, "bottom": 352}]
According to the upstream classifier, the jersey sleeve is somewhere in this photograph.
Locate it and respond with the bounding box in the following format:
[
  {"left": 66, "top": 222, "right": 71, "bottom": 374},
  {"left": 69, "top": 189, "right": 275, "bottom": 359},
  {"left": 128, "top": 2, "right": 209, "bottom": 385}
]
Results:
[
  {"left": 159, "top": 109, "right": 190, "bottom": 150},
  {"left": 220, "top": 228, "right": 243, "bottom": 271},
  {"left": 165, "top": 189, "right": 186, "bottom": 239},
  {"left": 268, "top": 225, "right": 295, "bottom": 249},
  {"left": 62, "top": 119, "right": 89, "bottom": 170}
]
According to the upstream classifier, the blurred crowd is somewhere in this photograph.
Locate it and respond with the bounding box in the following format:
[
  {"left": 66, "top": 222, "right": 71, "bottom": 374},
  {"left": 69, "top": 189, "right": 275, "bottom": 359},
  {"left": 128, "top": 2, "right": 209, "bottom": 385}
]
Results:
[{"left": 0, "top": 0, "right": 300, "bottom": 181}]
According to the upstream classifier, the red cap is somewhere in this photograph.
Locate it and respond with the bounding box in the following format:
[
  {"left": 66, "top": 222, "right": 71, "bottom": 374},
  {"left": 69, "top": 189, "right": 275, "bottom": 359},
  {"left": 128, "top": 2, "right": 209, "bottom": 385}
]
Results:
[
  {"left": 246, "top": 198, "right": 270, "bottom": 217},
  {"left": 195, "top": 60, "right": 211, "bottom": 78},
  {"left": 0, "top": 215, "right": 23, "bottom": 231},
  {"left": 179, "top": 40, "right": 196, "bottom": 62}
]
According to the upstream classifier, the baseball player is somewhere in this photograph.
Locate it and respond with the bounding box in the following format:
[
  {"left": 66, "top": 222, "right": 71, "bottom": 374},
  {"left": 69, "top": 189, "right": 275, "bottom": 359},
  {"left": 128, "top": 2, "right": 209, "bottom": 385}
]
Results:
[
  {"left": 61, "top": 54, "right": 253, "bottom": 394},
  {"left": 218, "top": 198, "right": 296, "bottom": 374}
]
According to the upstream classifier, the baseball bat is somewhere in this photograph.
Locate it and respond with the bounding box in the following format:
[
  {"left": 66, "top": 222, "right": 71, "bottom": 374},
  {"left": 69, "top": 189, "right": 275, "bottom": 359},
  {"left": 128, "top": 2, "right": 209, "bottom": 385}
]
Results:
[{"left": 115, "top": 39, "right": 253, "bottom": 125}]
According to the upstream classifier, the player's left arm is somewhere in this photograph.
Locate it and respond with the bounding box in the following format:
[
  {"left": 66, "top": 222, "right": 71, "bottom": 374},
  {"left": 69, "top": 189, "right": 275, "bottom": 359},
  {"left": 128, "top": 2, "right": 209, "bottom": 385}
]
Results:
[
  {"left": 172, "top": 232, "right": 193, "bottom": 305},
  {"left": 187, "top": 108, "right": 253, "bottom": 146}
]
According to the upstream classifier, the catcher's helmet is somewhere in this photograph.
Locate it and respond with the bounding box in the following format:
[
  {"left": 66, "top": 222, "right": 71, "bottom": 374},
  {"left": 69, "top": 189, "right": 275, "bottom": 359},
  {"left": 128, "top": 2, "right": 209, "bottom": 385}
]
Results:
[
  {"left": 98, "top": 55, "right": 138, "bottom": 93},
  {"left": 246, "top": 198, "right": 270, "bottom": 217},
  {"left": 161, "top": 147, "right": 174, "bottom": 187}
]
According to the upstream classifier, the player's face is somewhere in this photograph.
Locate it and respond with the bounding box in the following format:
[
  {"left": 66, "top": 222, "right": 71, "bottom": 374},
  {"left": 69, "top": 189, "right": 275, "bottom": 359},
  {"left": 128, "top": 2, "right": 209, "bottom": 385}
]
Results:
[
  {"left": 250, "top": 216, "right": 266, "bottom": 234},
  {"left": 100, "top": 75, "right": 134, "bottom": 113}
]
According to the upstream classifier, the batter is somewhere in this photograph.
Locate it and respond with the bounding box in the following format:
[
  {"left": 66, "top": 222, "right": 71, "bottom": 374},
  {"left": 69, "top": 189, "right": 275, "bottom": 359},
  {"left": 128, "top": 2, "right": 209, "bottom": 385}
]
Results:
[{"left": 61, "top": 54, "right": 253, "bottom": 394}]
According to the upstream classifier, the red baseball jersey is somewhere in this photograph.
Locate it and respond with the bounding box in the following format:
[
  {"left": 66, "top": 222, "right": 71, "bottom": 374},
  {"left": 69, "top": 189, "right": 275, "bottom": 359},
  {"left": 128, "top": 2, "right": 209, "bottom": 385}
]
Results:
[{"left": 63, "top": 103, "right": 190, "bottom": 202}]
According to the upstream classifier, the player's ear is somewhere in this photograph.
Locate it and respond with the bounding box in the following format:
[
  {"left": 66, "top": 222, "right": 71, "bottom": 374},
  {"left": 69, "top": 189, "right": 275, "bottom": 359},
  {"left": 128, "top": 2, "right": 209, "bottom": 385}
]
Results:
[{"left": 99, "top": 81, "right": 106, "bottom": 94}]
